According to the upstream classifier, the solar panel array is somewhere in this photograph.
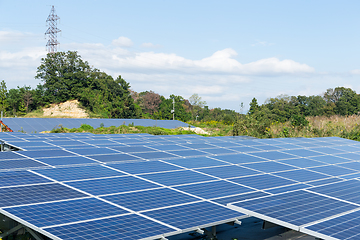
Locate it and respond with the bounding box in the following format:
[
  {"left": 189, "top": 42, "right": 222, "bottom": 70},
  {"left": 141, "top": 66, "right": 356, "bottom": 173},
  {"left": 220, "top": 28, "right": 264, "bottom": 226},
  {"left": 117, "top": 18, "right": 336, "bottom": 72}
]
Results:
[
  {"left": 1, "top": 133, "right": 360, "bottom": 240},
  {"left": 2, "top": 118, "right": 192, "bottom": 133}
]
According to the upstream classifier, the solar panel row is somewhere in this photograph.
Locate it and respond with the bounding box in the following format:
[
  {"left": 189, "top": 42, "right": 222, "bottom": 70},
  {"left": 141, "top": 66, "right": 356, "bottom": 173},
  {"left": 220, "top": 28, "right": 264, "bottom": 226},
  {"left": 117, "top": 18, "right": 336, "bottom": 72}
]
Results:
[
  {"left": 1, "top": 133, "right": 360, "bottom": 240},
  {"left": 2, "top": 118, "right": 194, "bottom": 133}
]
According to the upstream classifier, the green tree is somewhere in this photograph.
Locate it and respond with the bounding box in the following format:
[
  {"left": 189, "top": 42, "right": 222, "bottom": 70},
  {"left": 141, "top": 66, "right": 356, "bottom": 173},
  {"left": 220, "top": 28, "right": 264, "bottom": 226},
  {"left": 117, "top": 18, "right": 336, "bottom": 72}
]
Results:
[
  {"left": 248, "top": 97, "right": 259, "bottom": 115},
  {"left": 0, "top": 80, "right": 8, "bottom": 114}
]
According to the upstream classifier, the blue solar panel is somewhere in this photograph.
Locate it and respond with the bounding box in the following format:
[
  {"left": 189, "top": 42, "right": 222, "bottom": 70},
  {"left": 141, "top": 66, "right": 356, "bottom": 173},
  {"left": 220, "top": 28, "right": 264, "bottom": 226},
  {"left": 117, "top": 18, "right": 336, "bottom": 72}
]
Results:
[
  {"left": 3, "top": 133, "right": 360, "bottom": 240},
  {"left": 213, "top": 191, "right": 270, "bottom": 205},
  {"left": 108, "top": 161, "right": 182, "bottom": 174},
  {"left": 102, "top": 188, "right": 200, "bottom": 211},
  {"left": 274, "top": 169, "right": 330, "bottom": 182},
  {"left": 175, "top": 180, "right": 253, "bottom": 199},
  {"left": 143, "top": 201, "right": 243, "bottom": 230},
  {"left": 249, "top": 151, "right": 296, "bottom": 160},
  {"left": 230, "top": 174, "right": 297, "bottom": 190},
  {"left": 0, "top": 184, "right": 87, "bottom": 207},
  {"left": 45, "top": 214, "right": 176, "bottom": 240},
  {"left": 0, "top": 159, "right": 48, "bottom": 170},
  {"left": 140, "top": 170, "right": 216, "bottom": 186},
  {"left": 19, "top": 149, "right": 77, "bottom": 158},
  {"left": 108, "top": 145, "right": 155, "bottom": 153},
  {"left": 66, "top": 176, "right": 160, "bottom": 195},
  {"left": 310, "top": 165, "right": 357, "bottom": 176},
  {"left": 35, "top": 156, "right": 98, "bottom": 166},
  {"left": 311, "top": 147, "right": 346, "bottom": 155},
  {"left": 200, "top": 148, "right": 238, "bottom": 155},
  {"left": 35, "top": 165, "right": 125, "bottom": 181},
  {"left": 0, "top": 151, "right": 30, "bottom": 160},
  {"left": 243, "top": 161, "right": 297, "bottom": 173},
  {"left": 280, "top": 149, "right": 323, "bottom": 157},
  {"left": 230, "top": 190, "right": 358, "bottom": 226},
  {"left": 86, "top": 153, "right": 141, "bottom": 163},
  {"left": 212, "top": 153, "right": 264, "bottom": 164},
  {"left": 309, "top": 155, "right": 350, "bottom": 164},
  {"left": 0, "top": 171, "right": 51, "bottom": 187},
  {"left": 197, "top": 165, "right": 260, "bottom": 179},
  {"left": 266, "top": 183, "right": 311, "bottom": 194},
  {"left": 279, "top": 158, "right": 325, "bottom": 168},
  {"left": 5, "top": 198, "right": 129, "bottom": 227},
  {"left": 164, "top": 157, "right": 228, "bottom": 168},
  {"left": 304, "top": 209, "right": 360, "bottom": 239},
  {"left": 130, "top": 151, "right": 178, "bottom": 160},
  {"left": 68, "top": 148, "right": 120, "bottom": 156},
  {"left": 309, "top": 179, "right": 360, "bottom": 204}
]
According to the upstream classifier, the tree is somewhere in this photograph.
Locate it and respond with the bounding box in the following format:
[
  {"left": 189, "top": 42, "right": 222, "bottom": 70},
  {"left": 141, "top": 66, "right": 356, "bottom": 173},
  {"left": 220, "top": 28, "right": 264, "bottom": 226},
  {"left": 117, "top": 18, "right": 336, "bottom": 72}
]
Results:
[
  {"left": 0, "top": 80, "right": 8, "bottom": 114},
  {"left": 35, "top": 51, "right": 92, "bottom": 103},
  {"left": 189, "top": 93, "right": 206, "bottom": 108},
  {"left": 248, "top": 97, "right": 259, "bottom": 115}
]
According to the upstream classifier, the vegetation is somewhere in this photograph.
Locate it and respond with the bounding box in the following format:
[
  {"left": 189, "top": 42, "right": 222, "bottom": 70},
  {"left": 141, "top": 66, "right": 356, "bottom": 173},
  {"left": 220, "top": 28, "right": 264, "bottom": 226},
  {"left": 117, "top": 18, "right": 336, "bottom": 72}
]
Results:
[{"left": 1, "top": 51, "right": 238, "bottom": 123}]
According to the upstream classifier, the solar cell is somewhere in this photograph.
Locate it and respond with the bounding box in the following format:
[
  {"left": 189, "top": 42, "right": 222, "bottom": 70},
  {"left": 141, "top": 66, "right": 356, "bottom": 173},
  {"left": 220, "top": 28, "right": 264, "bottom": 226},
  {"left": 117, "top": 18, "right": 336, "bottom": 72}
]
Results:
[
  {"left": 34, "top": 156, "right": 98, "bottom": 166},
  {"left": 0, "top": 183, "right": 87, "bottom": 207},
  {"left": 274, "top": 169, "right": 330, "bottom": 182},
  {"left": 249, "top": 151, "right": 296, "bottom": 160},
  {"left": 143, "top": 201, "right": 243, "bottom": 230},
  {"left": 200, "top": 148, "right": 238, "bottom": 155},
  {"left": 68, "top": 148, "right": 120, "bottom": 156},
  {"left": 309, "top": 179, "right": 360, "bottom": 204},
  {"left": 310, "top": 165, "right": 357, "bottom": 176},
  {"left": 167, "top": 149, "right": 209, "bottom": 157},
  {"left": 66, "top": 176, "right": 160, "bottom": 195},
  {"left": 102, "top": 188, "right": 200, "bottom": 211},
  {"left": 0, "top": 159, "right": 48, "bottom": 170},
  {"left": 230, "top": 174, "right": 298, "bottom": 190},
  {"left": 86, "top": 153, "right": 141, "bottom": 163},
  {"left": 0, "top": 171, "right": 52, "bottom": 187},
  {"left": 35, "top": 165, "right": 125, "bottom": 181},
  {"left": 311, "top": 147, "right": 346, "bottom": 155},
  {"left": 5, "top": 198, "right": 129, "bottom": 228},
  {"left": 279, "top": 158, "right": 325, "bottom": 168},
  {"left": 19, "top": 149, "right": 77, "bottom": 158},
  {"left": 108, "top": 160, "right": 182, "bottom": 174},
  {"left": 280, "top": 149, "right": 323, "bottom": 158},
  {"left": 140, "top": 170, "right": 216, "bottom": 186},
  {"left": 308, "top": 155, "right": 350, "bottom": 164},
  {"left": 196, "top": 165, "right": 260, "bottom": 179},
  {"left": 304, "top": 209, "right": 360, "bottom": 240},
  {"left": 212, "top": 153, "right": 264, "bottom": 164},
  {"left": 213, "top": 191, "right": 270, "bottom": 205},
  {"left": 164, "top": 157, "right": 228, "bottom": 168},
  {"left": 266, "top": 183, "right": 311, "bottom": 194},
  {"left": 230, "top": 190, "right": 358, "bottom": 227},
  {"left": 130, "top": 151, "right": 179, "bottom": 160},
  {"left": 243, "top": 161, "right": 297, "bottom": 173},
  {"left": 175, "top": 180, "right": 254, "bottom": 199},
  {"left": 45, "top": 214, "right": 176, "bottom": 240},
  {"left": 0, "top": 151, "right": 28, "bottom": 160}
]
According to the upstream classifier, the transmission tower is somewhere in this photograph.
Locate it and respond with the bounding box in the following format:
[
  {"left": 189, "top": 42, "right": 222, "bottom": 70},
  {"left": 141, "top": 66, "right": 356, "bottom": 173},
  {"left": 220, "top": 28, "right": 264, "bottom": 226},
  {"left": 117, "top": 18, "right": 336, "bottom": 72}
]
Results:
[{"left": 45, "top": 5, "right": 61, "bottom": 53}]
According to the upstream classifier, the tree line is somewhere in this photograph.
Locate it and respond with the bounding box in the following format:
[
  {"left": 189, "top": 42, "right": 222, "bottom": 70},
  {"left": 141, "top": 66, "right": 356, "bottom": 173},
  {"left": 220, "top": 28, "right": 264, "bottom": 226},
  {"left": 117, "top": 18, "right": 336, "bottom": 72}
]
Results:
[{"left": 0, "top": 51, "right": 239, "bottom": 123}]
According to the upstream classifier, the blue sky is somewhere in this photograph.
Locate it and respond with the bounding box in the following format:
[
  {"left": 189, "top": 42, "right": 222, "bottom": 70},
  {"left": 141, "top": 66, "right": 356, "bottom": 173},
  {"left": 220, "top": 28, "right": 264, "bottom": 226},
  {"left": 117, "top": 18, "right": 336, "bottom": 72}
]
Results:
[{"left": 1, "top": 0, "right": 360, "bottom": 112}]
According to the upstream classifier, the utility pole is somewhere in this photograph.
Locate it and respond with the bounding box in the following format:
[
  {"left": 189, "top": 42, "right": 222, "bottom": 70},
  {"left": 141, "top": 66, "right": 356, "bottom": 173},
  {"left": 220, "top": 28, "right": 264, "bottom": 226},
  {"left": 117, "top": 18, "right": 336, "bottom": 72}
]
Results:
[
  {"left": 171, "top": 98, "right": 175, "bottom": 120},
  {"left": 45, "top": 5, "right": 61, "bottom": 53}
]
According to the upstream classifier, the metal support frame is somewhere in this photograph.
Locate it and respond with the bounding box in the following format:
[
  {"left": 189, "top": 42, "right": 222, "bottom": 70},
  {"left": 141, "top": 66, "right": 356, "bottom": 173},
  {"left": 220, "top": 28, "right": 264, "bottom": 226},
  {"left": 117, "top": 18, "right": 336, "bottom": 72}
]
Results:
[
  {"left": 203, "top": 226, "right": 217, "bottom": 240},
  {"left": 0, "top": 224, "right": 44, "bottom": 240},
  {"left": 25, "top": 227, "right": 44, "bottom": 240},
  {"left": 0, "top": 224, "right": 23, "bottom": 239}
]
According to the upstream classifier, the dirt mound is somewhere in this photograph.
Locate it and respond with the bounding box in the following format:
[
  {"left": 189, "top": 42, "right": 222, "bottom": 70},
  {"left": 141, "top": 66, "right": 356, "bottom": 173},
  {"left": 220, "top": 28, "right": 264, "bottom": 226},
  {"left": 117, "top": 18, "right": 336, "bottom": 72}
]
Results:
[{"left": 43, "top": 100, "right": 88, "bottom": 118}]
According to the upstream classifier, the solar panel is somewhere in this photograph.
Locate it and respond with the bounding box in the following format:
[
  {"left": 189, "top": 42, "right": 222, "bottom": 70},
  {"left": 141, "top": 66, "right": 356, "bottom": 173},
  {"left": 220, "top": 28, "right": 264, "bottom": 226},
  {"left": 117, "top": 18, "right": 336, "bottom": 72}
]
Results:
[{"left": 3, "top": 134, "right": 360, "bottom": 240}]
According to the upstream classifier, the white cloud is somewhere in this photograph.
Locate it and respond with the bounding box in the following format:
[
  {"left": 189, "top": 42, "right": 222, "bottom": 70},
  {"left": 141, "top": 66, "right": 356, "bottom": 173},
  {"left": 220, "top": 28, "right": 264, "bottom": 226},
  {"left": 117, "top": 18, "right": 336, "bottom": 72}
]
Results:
[
  {"left": 351, "top": 69, "right": 360, "bottom": 75},
  {"left": 111, "top": 36, "right": 133, "bottom": 47},
  {"left": 0, "top": 33, "right": 319, "bottom": 111},
  {"left": 141, "top": 42, "right": 162, "bottom": 48}
]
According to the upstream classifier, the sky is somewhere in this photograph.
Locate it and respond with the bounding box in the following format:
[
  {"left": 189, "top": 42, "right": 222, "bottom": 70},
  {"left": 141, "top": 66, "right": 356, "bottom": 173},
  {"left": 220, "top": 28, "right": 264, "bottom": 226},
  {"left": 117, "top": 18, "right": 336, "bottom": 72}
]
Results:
[{"left": 1, "top": 0, "right": 360, "bottom": 112}]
